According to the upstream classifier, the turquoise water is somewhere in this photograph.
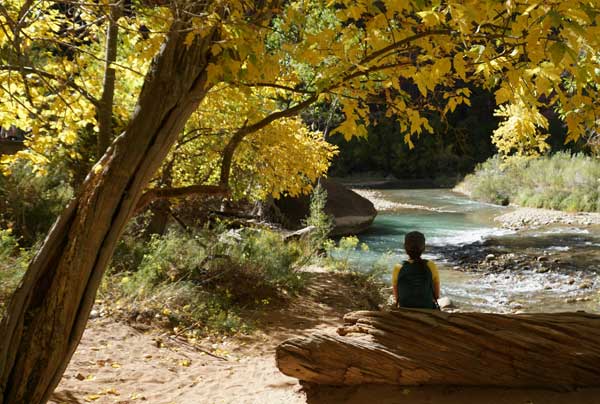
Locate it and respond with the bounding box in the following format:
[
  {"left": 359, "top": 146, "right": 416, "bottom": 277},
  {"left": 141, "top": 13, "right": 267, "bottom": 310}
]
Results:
[
  {"left": 353, "top": 189, "right": 511, "bottom": 267},
  {"left": 351, "top": 189, "right": 600, "bottom": 313}
]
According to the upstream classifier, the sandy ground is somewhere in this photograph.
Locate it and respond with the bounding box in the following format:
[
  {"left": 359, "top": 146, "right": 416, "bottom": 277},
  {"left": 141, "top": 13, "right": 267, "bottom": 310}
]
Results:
[{"left": 49, "top": 267, "right": 600, "bottom": 404}]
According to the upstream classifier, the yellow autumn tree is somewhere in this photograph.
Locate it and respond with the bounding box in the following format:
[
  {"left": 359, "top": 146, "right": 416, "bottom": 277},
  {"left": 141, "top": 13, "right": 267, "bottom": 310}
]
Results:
[
  {"left": 168, "top": 85, "right": 337, "bottom": 201},
  {"left": 3, "top": 2, "right": 600, "bottom": 403}
]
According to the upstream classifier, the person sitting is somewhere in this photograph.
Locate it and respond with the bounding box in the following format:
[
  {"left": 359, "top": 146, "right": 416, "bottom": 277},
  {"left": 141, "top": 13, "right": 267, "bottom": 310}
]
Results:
[{"left": 392, "top": 231, "right": 440, "bottom": 309}]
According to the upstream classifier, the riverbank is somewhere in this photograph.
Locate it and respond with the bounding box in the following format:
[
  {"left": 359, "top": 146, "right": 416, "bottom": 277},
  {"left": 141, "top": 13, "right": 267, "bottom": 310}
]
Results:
[
  {"left": 351, "top": 188, "right": 452, "bottom": 212},
  {"left": 49, "top": 266, "right": 600, "bottom": 404},
  {"left": 357, "top": 186, "right": 600, "bottom": 230},
  {"left": 494, "top": 207, "right": 600, "bottom": 230}
]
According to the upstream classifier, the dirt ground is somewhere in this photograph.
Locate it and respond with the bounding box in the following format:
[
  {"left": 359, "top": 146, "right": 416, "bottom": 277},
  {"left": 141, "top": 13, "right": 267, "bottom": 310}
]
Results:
[{"left": 50, "top": 267, "right": 600, "bottom": 404}]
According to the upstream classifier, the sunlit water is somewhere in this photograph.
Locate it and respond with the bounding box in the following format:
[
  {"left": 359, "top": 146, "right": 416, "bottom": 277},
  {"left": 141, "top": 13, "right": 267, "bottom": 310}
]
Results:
[{"left": 350, "top": 189, "right": 600, "bottom": 313}]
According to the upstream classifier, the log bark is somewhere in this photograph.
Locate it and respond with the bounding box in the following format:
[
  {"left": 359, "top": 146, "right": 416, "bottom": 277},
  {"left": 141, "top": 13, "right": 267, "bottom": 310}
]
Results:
[
  {"left": 0, "top": 10, "right": 219, "bottom": 404},
  {"left": 276, "top": 309, "right": 600, "bottom": 388}
]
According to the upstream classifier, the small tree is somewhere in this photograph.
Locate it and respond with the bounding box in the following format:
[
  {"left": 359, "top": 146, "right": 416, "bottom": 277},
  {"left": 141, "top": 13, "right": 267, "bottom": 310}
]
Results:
[{"left": 303, "top": 181, "right": 334, "bottom": 251}]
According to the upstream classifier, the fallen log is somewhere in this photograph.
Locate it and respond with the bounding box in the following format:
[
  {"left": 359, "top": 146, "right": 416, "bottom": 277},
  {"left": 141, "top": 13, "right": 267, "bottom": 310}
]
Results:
[{"left": 276, "top": 309, "right": 600, "bottom": 388}]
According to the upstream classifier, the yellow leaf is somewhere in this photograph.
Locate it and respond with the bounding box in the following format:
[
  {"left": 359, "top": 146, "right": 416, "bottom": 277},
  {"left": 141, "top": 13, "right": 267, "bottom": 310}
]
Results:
[
  {"left": 495, "top": 87, "right": 513, "bottom": 105},
  {"left": 184, "top": 31, "right": 196, "bottom": 47},
  {"left": 453, "top": 53, "right": 466, "bottom": 80}
]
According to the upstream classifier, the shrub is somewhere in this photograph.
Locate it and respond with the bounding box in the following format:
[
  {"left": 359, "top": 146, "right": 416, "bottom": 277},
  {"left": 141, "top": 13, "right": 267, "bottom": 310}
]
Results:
[
  {"left": 457, "top": 152, "right": 600, "bottom": 212},
  {"left": 321, "top": 237, "right": 387, "bottom": 308},
  {"left": 0, "top": 161, "right": 73, "bottom": 245},
  {"left": 0, "top": 229, "right": 32, "bottom": 319},
  {"left": 103, "top": 226, "right": 308, "bottom": 335},
  {"left": 302, "top": 182, "right": 334, "bottom": 251}
]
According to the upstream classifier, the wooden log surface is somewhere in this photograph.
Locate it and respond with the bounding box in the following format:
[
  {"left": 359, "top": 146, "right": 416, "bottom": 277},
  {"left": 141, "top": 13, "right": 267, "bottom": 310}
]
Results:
[{"left": 276, "top": 309, "right": 600, "bottom": 388}]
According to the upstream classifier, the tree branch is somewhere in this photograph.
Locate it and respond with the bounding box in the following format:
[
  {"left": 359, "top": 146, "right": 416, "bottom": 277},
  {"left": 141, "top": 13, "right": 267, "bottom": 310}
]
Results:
[
  {"left": 0, "top": 65, "right": 100, "bottom": 107},
  {"left": 135, "top": 184, "right": 230, "bottom": 213},
  {"left": 218, "top": 94, "right": 318, "bottom": 187}
]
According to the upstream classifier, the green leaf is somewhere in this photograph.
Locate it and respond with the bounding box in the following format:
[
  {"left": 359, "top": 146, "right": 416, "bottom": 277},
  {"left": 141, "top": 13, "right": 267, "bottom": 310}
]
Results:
[{"left": 548, "top": 42, "right": 566, "bottom": 65}]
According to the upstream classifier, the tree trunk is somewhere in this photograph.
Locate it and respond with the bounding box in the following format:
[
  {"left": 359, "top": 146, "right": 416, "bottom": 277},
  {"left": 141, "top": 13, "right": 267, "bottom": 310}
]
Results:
[
  {"left": 97, "top": 1, "right": 122, "bottom": 157},
  {"left": 0, "top": 141, "right": 24, "bottom": 156},
  {"left": 276, "top": 309, "right": 600, "bottom": 388},
  {"left": 0, "top": 16, "right": 219, "bottom": 404}
]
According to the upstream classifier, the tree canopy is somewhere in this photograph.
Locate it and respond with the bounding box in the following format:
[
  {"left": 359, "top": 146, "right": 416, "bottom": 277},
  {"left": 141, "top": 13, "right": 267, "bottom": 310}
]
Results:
[{"left": 3, "top": 0, "right": 600, "bottom": 183}]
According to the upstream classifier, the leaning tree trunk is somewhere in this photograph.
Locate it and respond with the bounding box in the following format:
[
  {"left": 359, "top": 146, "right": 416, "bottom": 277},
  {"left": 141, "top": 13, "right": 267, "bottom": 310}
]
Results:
[
  {"left": 276, "top": 309, "right": 600, "bottom": 388},
  {"left": 0, "top": 17, "right": 219, "bottom": 404}
]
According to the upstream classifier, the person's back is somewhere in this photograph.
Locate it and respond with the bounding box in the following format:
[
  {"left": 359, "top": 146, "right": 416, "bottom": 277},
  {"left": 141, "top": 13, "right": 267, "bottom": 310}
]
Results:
[
  {"left": 395, "top": 259, "right": 436, "bottom": 309},
  {"left": 392, "top": 231, "right": 440, "bottom": 309}
]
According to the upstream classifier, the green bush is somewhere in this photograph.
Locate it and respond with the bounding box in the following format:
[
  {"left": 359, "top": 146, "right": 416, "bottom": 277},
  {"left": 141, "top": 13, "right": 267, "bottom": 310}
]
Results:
[
  {"left": 457, "top": 152, "right": 600, "bottom": 212},
  {"left": 302, "top": 182, "right": 334, "bottom": 251},
  {"left": 0, "top": 161, "right": 73, "bottom": 245},
  {"left": 104, "top": 226, "right": 308, "bottom": 334},
  {"left": 321, "top": 237, "right": 386, "bottom": 308},
  {"left": 0, "top": 229, "right": 32, "bottom": 319}
]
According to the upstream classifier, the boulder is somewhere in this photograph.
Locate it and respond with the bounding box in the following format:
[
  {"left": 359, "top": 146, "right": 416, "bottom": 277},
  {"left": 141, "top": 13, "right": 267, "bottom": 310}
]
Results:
[{"left": 275, "top": 178, "right": 377, "bottom": 236}]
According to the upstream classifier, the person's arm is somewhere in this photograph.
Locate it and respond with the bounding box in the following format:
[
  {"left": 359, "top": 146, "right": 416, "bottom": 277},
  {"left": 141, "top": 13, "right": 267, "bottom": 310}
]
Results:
[
  {"left": 391, "top": 264, "right": 401, "bottom": 306},
  {"left": 428, "top": 261, "right": 441, "bottom": 299}
]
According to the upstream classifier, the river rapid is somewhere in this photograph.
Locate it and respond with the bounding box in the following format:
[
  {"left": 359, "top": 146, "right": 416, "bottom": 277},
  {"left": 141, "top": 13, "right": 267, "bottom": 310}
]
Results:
[{"left": 352, "top": 189, "right": 600, "bottom": 313}]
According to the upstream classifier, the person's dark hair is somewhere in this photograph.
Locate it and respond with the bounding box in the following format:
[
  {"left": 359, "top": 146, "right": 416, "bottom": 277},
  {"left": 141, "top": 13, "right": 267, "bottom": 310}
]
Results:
[{"left": 404, "top": 231, "right": 425, "bottom": 259}]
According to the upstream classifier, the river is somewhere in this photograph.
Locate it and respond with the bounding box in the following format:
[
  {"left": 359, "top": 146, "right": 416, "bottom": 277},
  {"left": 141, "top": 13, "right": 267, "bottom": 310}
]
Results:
[{"left": 351, "top": 189, "right": 600, "bottom": 313}]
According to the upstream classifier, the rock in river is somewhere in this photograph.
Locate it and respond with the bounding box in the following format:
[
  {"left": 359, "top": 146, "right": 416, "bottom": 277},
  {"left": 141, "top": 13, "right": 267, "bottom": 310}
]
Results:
[
  {"left": 438, "top": 296, "right": 454, "bottom": 309},
  {"left": 275, "top": 178, "right": 377, "bottom": 236}
]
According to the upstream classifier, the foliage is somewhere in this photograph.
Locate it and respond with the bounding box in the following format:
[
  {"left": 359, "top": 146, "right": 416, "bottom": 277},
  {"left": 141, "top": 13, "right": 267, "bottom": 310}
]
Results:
[
  {"left": 0, "top": 229, "right": 31, "bottom": 318},
  {"left": 322, "top": 236, "right": 386, "bottom": 307},
  {"left": 302, "top": 182, "right": 334, "bottom": 250},
  {"left": 0, "top": 1, "right": 158, "bottom": 170},
  {"left": 104, "top": 226, "right": 309, "bottom": 334},
  {"left": 0, "top": 160, "right": 73, "bottom": 245},
  {"left": 165, "top": 85, "right": 339, "bottom": 201},
  {"left": 325, "top": 236, "right": 369, "bottom": 272},
  {"left": 329, "top": 90, "right": 499, "bottom": 181},
  {"left": 4, "top": 0, "right": 600, "bottom": 185},
  {"left": 458, "top": 153, "right": 600, "bottom": 212}
]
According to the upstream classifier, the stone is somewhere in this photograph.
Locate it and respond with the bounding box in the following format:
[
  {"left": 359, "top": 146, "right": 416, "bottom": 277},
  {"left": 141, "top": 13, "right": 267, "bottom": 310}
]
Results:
[
  {"left": 275, "top": 178, "right": 377, "bottom": 236},
  {"left": 565, "top": 298, "right": 577, "bottom": 303},
  {"left": 437, "top": 296, "right": 454, "bottom": 309},
  {"left": 485, "top": 254, "right": 496, "bottom": 262}
]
